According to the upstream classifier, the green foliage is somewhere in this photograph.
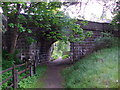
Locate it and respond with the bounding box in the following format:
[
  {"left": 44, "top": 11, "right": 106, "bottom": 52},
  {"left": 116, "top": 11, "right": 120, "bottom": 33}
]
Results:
[
  {"left": 52, "top": 54, "right": 58, "bottom": 60},
  {"left": 8, "top": 23, "right": 14, "bottom": 28},
  {"left": 112, "top": 11, "right": 120, "bottom": 30},
  {"left": 112, "top": 1, "right": 120, "bottom": 30},
  {"left": 1, "top": 66, "right": 28, "bottom": 89},
  {"left": 2, "top": 50, "right": 22, "bottom": 89},
  {"left": 94, "top": 32, "right": 117, "bottom": 50},
  {"left": 2, "top": 2, "right": 32, "bottom": 33},
  {"left": 18, "top": 65, "right": 47, "bottom": 88},
  {"left": 1, "top": 65, "right": 47, "bottom": 89},
  {"left": 80, "top": 20, "right": 88, "bottom": 26},
  {"left": 63, "top": 39, "right": 119, "bottom": 88},
  {"left": 2, "top": 71, "right": 12, "bottom": 89},
  {"left": 2, "top": 2, "right": 92, "bottom": 43},
  {"left": 85, "top": 31, "right": 93, "bottom": 37},
  {"left": 62, "top": 55, "right": 70, "bottom": 59},
  {"left": 2, "top": 50, "right": 22, "bottom": 70},
  {"left": 26, "top": 37, "right": 37, "bottom": 45},
  {"left": 51, "top": 41, "right": 70, "bottom": 60},
  {"left": 8, "top": 23, "right": 32, "bottom": 33}
]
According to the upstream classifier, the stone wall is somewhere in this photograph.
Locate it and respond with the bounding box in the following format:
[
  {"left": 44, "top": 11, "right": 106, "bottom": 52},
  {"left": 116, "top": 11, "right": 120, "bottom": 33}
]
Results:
[
  {"left": 70, "top": 20, "right": 113, "bottom": 60},
  {"left": 2, "top": 31, "right": 41, "bottom": 64},
  {"left": 15, "top": 33, "right": 42, "bottom": 64}
]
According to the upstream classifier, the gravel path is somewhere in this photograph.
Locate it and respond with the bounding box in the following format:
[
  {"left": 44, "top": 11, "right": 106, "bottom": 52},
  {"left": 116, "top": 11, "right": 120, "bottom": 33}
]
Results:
[{"left": 41, "top": 58, "right": 72, "bottom": 88}]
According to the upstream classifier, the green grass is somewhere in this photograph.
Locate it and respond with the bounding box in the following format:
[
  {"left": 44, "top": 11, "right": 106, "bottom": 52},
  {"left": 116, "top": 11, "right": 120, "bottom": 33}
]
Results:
[
  {"left": 18, "top": 65, "right": 47, "bottom": 88},
  {"left": 63, "top": 45, "right": 119, "bottom": 88}
]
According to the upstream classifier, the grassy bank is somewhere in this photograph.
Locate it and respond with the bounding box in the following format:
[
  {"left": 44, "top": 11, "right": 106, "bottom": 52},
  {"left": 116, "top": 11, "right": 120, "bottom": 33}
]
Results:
[{"left": 63, "top": 45, "right": 119, "bottom": 88}]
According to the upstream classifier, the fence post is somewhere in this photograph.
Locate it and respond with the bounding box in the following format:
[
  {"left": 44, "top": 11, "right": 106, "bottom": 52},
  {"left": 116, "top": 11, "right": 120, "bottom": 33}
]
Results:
[
  {"left": 33, "top": 60, "right": 36, "bottom": 74},
  {"left": 12, "top": 65, "right": 18, "bottom": 88},
  {"left": 30, "top": 62, "right": 33, "bottom": 77},
  {"left": 25, "top": 61, "right": 28, "bottom": 74}
]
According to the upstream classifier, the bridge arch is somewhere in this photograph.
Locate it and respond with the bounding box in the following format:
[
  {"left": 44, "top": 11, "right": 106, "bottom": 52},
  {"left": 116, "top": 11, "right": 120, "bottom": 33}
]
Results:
[{"left": 2, "top": 20, "right": 115, "bottom": 64}]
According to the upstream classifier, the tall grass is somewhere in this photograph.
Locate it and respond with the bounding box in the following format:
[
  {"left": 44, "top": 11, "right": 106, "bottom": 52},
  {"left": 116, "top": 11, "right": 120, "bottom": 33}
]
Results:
[{"left": 63, "top": 39, "right": 119, "bottom": 88}]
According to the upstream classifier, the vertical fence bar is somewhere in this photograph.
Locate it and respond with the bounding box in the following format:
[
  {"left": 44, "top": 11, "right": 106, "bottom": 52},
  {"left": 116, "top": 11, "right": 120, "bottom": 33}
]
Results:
[
  {"left": 30, "top": 62, "right": 33, "bottom": 77},
  {"left": 15, "top": 70, "right": 18, "bottom": 88},
  {"left": 25, "top": 61, "right": 27, "bottom": 74},
  {"left": 33, "top": 60, "right": 36, "bottom": 74},
  {"left": 12, "top": 65, "right": 18, "bottom": 88},
  {"left": 12, "top": 65, "right": 15, "bottom": 88}
]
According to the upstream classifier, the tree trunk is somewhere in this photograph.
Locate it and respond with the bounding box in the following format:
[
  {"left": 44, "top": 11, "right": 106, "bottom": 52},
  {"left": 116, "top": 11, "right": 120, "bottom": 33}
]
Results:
[
  {"left": 39, "top": 41, "right": 54, "bottom": 62},
  {"left": 9, "top": 30, "right": 18, "bottom": 53},
  {"left": 8, "top": 4, "right": 20, "bottom": 54}
]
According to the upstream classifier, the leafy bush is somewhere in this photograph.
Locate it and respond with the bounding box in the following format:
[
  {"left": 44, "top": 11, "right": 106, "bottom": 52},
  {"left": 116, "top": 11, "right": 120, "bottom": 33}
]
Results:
[
  {"left": 18, "top": 65, "right": 47, "bottom": 88},
  {"left": 1, "top": 65, "right": 27, "bottom": 89},
  {"left": 62, "top": 55, "right": 70, "bottom": 59},
  {"left": 51, "top": 54, "right": 59, "bottom": 60},
  {"left": 1, "top": 49, "right": 23, "bottom": 89},
  {"left": 2, "top": 50, "right": 22, "bottom": 70},
  {"left": 1, "top": 65, "right": 47, "bottom": 89},
  {"left": 1, "top": 71, "right": 12, "bottom": 89},
  {"left": 94, "top": 32, "right": 117, "bottom": 51},
  {"left": 112, "top": 11, "right": 120, "bottom": 30},
  {"left": 26, "top": 37, "right": 37, "bottom": 45}
]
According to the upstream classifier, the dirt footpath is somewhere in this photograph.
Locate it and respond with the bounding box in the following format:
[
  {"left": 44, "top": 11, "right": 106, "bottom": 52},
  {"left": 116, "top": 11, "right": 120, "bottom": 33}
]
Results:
[{"left": 41, "top": 58, "right": 72, "bottom": 88}]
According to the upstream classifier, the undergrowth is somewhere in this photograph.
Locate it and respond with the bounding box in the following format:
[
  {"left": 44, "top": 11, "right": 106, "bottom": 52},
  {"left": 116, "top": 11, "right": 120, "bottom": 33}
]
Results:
[
  {"left": 63, "top": 38, "right": 119, "bottom": 88},
  {"left": 2, "top": 49, "right": 47, "bottom": 89},
  {"left": 1, "top": 65, "right": 47, "bottom": 89},
  {"left": 18, "top": 65, "right": 47, "bottom": 88}
]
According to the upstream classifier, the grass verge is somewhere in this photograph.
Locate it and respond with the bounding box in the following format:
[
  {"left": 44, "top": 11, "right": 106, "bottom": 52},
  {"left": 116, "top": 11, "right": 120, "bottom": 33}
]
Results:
[
  {"left": 18, "top": 65, "right": 47, "bottom": 88},
  {"left": 63, "top": 46, "right": 119, "bottom": 88}
]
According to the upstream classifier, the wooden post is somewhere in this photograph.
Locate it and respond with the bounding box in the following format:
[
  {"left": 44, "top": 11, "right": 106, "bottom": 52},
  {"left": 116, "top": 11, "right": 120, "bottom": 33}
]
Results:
[
  {"left": 33, "top": 60, "right": 36, "bottom": 74},
  {"left": 25, "top": 61, "right": 28, "bottom": 74},
  {"left": 12, "top": 65, "right": 18, "bottom": 88},
  {"left": 30, "top": 62, "right": 33, "bottom": 77},
  {"left": 16, "top": 70, "right": 18, "bottom": 88}
]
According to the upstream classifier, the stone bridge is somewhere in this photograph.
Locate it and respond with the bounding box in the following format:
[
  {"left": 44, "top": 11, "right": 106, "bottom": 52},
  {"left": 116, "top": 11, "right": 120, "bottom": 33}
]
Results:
[
  {"left": 71, "top": 20, "right": 114, "bottom": 60},
  {"left": 3, "top": 19, "right": 116, "bottom": 64}
]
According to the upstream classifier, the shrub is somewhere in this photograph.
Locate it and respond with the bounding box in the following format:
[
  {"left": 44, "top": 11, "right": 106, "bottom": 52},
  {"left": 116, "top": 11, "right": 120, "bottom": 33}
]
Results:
[
  {"left": 2, "top": 50, "right": 25, "bottom": 89},
  {"left": 94, "top": 32, "right": 116, "bottom": 51},
  {"left": 1, "top": 65, "right": 47, "bottom": 89},
  {"left": 62, "top": 55, "right": 70, "bottom": 59},
  {"left": 18, "top": 65, "right": 47, "bottom": 88},
  {"left": 2, "top": 71, "right": 12, "bottom": 89},
  {"left": 51, "top": 54, "right": 58, "bottom": 60},
  {"left": 2, "top": 50, "right": 22, "bottom": 70}
]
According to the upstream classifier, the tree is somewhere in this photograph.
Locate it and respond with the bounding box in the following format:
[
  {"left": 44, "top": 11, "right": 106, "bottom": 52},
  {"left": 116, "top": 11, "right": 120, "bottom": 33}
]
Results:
[
  {"left": 62, "top": 0, "right": 117, "bottom": 22},
  {"left": 2, "top": 2, "right": 92, "bottom": 61},
  {"left": 2, "top": 2, "right": 32, "bottom": 53},
  {"left": 112, "top": 1, "right": 120, "bottom": 30}
]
